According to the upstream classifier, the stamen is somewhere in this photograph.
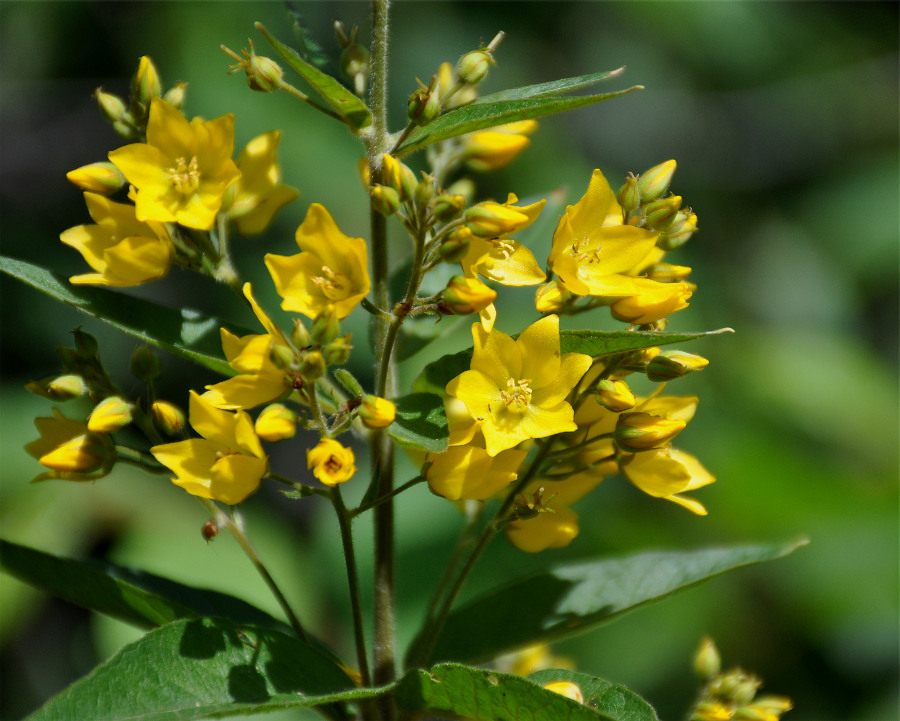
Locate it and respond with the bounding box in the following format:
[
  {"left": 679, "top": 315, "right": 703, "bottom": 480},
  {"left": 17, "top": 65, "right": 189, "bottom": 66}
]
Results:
[
  {"left": 500, "top": 377, "right": 533, "bottom": 410},
  {"left": 311, "top": 265, "right": 349, "bottom": 300},
  {"left": 167, "top": 156, "right": 201, "bottom": 194}
]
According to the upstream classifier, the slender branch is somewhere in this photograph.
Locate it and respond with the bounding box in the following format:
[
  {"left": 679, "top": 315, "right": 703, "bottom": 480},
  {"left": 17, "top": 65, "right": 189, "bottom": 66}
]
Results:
[{"left": 351, "top": 475, "right": 425, "bottom": 518}]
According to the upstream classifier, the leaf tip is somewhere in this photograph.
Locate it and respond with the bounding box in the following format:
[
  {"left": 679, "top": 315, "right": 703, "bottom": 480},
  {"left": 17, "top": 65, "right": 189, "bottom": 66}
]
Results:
[{"left": 610, "top": 66, "right": 626, "bottom": 77}]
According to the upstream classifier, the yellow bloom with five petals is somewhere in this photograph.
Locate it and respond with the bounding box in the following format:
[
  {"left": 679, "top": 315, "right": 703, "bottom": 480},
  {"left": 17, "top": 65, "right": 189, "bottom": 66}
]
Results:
[
  {"left": 25, "top": 409, "right": 112, "bottom": 483},
  {"left": 307, "top": 438, "right": 356, "bottom": 486},
  {"left": 60, "top": 193, "right": 172, "bottom": 286},
  {"left": 446, "top": 315, "right": 592, "bottom": 457},
  {"left": 265, "top": 203, "right": 370, "bottom": 319},
  {"left": 109, "top": 98, "right": 240, "bottom": 230},
  {"left": 151, "top": 391, "right": 267, "bottom": 505},
  {"left": 425, "top": 434, "right": 527, "bottom": 501}
]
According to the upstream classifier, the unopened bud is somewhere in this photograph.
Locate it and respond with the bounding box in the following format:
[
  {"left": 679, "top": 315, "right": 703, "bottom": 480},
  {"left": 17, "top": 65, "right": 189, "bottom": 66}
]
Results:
[
  {"left": 595, "top": 379, "right": 635, "bottom": 412},
  {"left": 457, "top": 49, "right": 493, "bottom": 85},
  {"left": 39, "top": 434, "right": 108, "bottom": 473},
  {"left": 465, "top": 201, "right": 529, "bottom": 238},
  {"left": 646, "top": 350, "right": 709, "bottom": 382},
  {"left": 311, "top": 307, "right": 340, "bottom": 346},
  {"left": 535, "top": 279, "right": 571, "bottom": 313},
  {"left": 415, "top": 173, "right": 435, "bottom": 205},
  {"left": 463, "top": 130, "right": 530, "bottom": 173},
  {"left": 748, "top": 696, "right": 793, "bottom": 717},
  {"left": 151, "top": 400, "right": 185, "bottom": 435},
  {"left": 658, "top": 211, "right": 698, "bottom": 251},
  {"left": 291, "top": 318, "right": 313, "bottom": 349},
  {"left": 299, "top": 350, "right": 326, "bottom": 380},
  {"left": 615, "top": 412, "right": 685, "bottom": 452},
  {"left": 269, "top": 342, "right": 296, "bottom": 370},
  {"left": 443, "top": 275, "right": 497, "bottom": 315},
  {"left": 255, "top": 403, "right": 298, "bottom": 442},
  {"left": 645, "top": 263, "right": 692, "bottom": 281},
  {"left": 95, "top": 88, "right": 127, "bottom": 123},
  {"left": 638, "top": 159, "right": 676, "bottom": 201},
  {"left": 407, "top": 76, "right": 440, "bottom": 126},
  {"left": 162, "top": 81, "right": 188, "bottom": 109},
  {"left": 693, "top": 637, "right": 721, "bottom": 680},
  {"left": 45, "top": 374, "right": 88, "bottom": 401},
  {"left": 358, "top": 395, "right": 396, "bottom": 429},
  {"left": 643, "top": 195, "right": 682, "bottom": 230},
  {"left": 617, "top": 174, "right": 641, "bottom": 213},
  {"left": 201, "top": 519, "right": 219, "bottom": 541},
  {"left": 72, "top": 329, "right": 99, "bottom": 358},
  {"left": 430, "top": 193, "right": 465, "bottom": 222},
  {"left": 87, "top": 396, "right": 132, "bottom": 433},
  {"left": 371, "top": 185, "right": 400, "bottom": 216},
  {"left": 716, "top": 672, "right": 762, "bottom": 707},
  {"left": 438, "top": 228, "right": 472, "bottom": 263},
  {"left": 66, "top": 163, "right": 125, "bottom": 194},
  {"left": 322, "top": 335, "right": 353, "bottom": 365},
  {"left": 131, "top": 345, "right": 161, "bottom": 381},
  {"left": 382, "top": 154, "right": 417, "bottom": 200},
  {"left": 132, "top": 56, "right": 162, "bottom": 107},
  {"left": 340, "top": 43, "right": 370, "bottom": 80},
  {"left": 542, "top": 681, "right": 583, "bottom": 704},
  {"left": 247, "top": 53, "right": 284, "bottom": 92}
]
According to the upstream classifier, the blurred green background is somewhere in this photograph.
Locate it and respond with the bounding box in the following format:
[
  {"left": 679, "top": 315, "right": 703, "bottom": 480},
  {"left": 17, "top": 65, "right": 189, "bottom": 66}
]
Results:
[{"left": 1, "top": 2, "right": 897, "bottom": 720}]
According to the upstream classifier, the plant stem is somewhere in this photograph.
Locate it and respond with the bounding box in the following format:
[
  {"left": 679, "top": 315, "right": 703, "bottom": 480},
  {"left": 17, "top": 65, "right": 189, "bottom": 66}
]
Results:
[{"left": 331, "top": 486, "right": 372, "bottom": 688}]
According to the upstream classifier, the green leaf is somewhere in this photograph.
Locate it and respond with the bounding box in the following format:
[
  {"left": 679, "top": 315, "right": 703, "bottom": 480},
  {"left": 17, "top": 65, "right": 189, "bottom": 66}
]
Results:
[
  {"left": 25, "top": 618, "right": 372, "bottom": 721},
  {"left": 413, "top": 328, "right": 733, "bottom": 396},
  {"left": 0, "top": 256, "right": 251, "bottom": 377},
  {"left": 255, "top": 22, "right": 372, "bottom": 131},
  {"left": 395, "top": 73, "right": 641, "bottom": 156},
  {"left": 388, "top": 393, "right": 449, "bottom": 453},
  {"left": 0, "top": 539, "right": 289, "bottom": 633},
  {"left": 396, "top": 663, "right": 637, "bottom": 721},
  {"left": 529, "top": 669, "right": 659, "bottom": 721},
  {"left": 416, "top": 540, "right": 807, "bottom": 666}
]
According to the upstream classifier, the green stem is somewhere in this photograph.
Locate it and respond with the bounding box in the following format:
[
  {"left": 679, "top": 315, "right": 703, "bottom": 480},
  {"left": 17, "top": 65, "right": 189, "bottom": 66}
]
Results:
[
  {"left": 351, "top": 475, "right": 425, "bottom": 518},
  {"left": 331, "top": 487, "right": 372, "bottom": 688}
]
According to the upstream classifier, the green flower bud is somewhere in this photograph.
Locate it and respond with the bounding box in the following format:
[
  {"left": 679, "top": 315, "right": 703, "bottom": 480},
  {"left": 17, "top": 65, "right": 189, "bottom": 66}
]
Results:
[
  {"left": 382, "top": 154, "right": 417, "bottom": 201},
  {"left": 94, "top": 88, "right": 127, "bottom": 123},
  {"left": 658, "top": 211, "right": 698, "bottom": 251},
  {"left": 322, "top": 336, "right": 353, "bottom": 365},
  {"left": 646, "top": 350, "right": 709, "bottom": 382},
  {"left": 269, "top": 343, "right": 296, "bottom": 371},
  {"left": 39, "top": 433, "right": 109, "bottom": 474},
  {"left": 534, "top": 279, "right": 572, "bottom": 314},
  {"left": 443, "top": 275, "right": 496, "bottom": 314},
  {"left": 358, "top": 395, "right": 396, "bottom": 429},
  {"left": 430, "top": 193, "right": 466, "bottom": 222},
  {"left": 162, "top": 81, "right": 188, "bottom": 109},
  {"left": 438, "top": 228, "right": 472, "bottom": 263},
  {"left": 72, "top": 329, "right": 99, "bottom": 359},
  {"left": 645, "top": 262, "right": 692, "bottom": 281},
  {"left": 299, "top": 350, "right": 326, "bottom": 381},
  {"left": 457, "top": 49, "right": 493, "bottom": 85},
  {"left": 616, "top": 174, "right": 641, "bottom": 213},
  {"left": 595, "top": 379, "right": 635, "bottom": 412},
  {"left": 371, "top": 185, "right": 401, "bottom": 216},
  {"left": 643, "top": 195, "right": 682, "bottom": 230},
  {"left": 407, "top": 77, "right": 440, "bottom": 126},
  {"left": 131, "top": 345, "right": 161, "bottom": 382},
  {"left": 311, "top": 307, "right": 340, "bottom": 346},
  {"left": 340, "top": 43, "right": 370, "bottom": 80},
  {"left": 291, "top": 318, "right": 312, "bottom": 349},
  {"left": 247, "top": 53, "right": 283, "bottom": 92},
  {"left": 415, "top": 173, "right": 436, "bottom": 206},
  {"left": 615, "top": 412, "right": 685, "bottom": 452},
  {"left": 693, "top": 637, "right": 721, "bottom": 680},
  {"left": 87, "top": 396, "right": 132, "bottom": 433},
  {"left": 46, "top": 374, "right": 88, "bottom": 401},
  {"left": 132, "top": 56, "right": 163, "bottom": 107},
  {"left": 638, "top": 159, "right": 676, "bottom": 201},
  {"left": 716, "top": 671, "right": 762, "bottom": 706}
]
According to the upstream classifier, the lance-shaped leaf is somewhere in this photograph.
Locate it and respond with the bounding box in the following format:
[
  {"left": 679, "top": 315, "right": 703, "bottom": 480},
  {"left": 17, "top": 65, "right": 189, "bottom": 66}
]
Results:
[
  {"left": 387, "top": 392, "right": 449, "bottom": 453},
  {"left": 413, "top": 328, "right": 733, "bottom": 396},
  {"left": 256, "top": 22, "right": 372, "bottom": 131},
  {"left": 394, "top": 70, "right": 641, "bottom": 156},
  {"left": 412, "top": 540, "right": 807, "bottom": 666},
  {"left": 528, "top": 669, "right": 659, "bottom": 721},
  {"left": 24, "top": 618, "right": 371, "bottom": 721},
  {"left": 395, "top": 663, "right": 656, "bottom": 721},
  {"left": 0, "top": 256, "right": 254, "bottom": 377}
]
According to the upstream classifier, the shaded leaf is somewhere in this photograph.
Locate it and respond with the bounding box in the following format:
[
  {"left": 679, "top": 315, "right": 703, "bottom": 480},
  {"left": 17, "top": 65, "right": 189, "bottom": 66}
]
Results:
[
  {"left": 0, "top": 256, "right": 250, "bottom": 377},
  {"left": 396, "top": 663, "right": 632, "bottom": 721},
  {"left": 395, "top": 80, "right": 641, "bottom": 156},
  {"left": 413, "top": 328, "right": 733, "bottom": 396},
  {"left": 25, "top": 618, "right": 370, "bottom": 721},
  {"left": 256, "top": 22, "right": 372, "bottom": 131},
  {"left": 474, "top": 68, "right": 627, "bottom": 103},
  {"left": 388, "top": 393, "right": 448, "bottom": 453},
  {"left": 529, "top": 669, "right": 659, "bottom": 721},
  {"left": 416, "top": 540, "right": 807, "bottom": 665},
  {"left": 286, "top": 1, "right": 328, "bottom": 68}
]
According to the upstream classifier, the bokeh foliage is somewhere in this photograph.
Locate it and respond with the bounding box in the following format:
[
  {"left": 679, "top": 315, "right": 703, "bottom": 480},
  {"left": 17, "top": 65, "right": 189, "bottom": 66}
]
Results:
[{"left": 1, "top": 2, "right": 896, "bottom": 721}]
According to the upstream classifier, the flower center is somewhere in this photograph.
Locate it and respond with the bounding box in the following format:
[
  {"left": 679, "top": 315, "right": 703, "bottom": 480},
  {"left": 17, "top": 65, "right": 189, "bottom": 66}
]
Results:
[
  {"left": 324, "top": 454, "right": 344, "bottom": 474},
  {"left": 500, "top": 377, "right": 533, "bottom": 411},
  {"left": 489, "top": 237, "right": 516, "bottom": 260},
  {"left": 569, "top": 234, "right": 602, "bottom": 264},
  {"left": 311, "top": 265, "right": 350, "bottom": 300},
  {"left": 167, "top": 156, "right": 201, "bottom": 194}
]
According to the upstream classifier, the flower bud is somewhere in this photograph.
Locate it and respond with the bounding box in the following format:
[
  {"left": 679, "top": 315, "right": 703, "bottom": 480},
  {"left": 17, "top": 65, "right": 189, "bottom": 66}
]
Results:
[
  {"left": 616, "top": 174, "right": 641, "bottom": 213},
  {"left": 447, "top": 178, "right": 476, "bottom": 204},
  {"left": 643, "top": 195, "right": 682, "bottom": 229},
  {"left": 457, "top": 49, "right": 493, "bottom": 85},
  {"left": 95, "top": 88, "right": 127, "bottom": 123},
  {"left": 415, "top": 173, "right": 436, "bottom": 206},
  {"left": 46, "top": 374, "right": 88, "bottom": 401},
  {"left": 72, "top": 329, "right": 99, "bottom": 358},
  {"left": 312, "top": 307, "right": 340, "bottom": 346},
  {"left": 732, "top": 707, "right": 771, "bottom": 721},
  {"left": 658, "top": 211, "right": 698, "bottom": 251},
  {"left": 132, "top": 56, "right": 162, "bottom": 107},
  {"left": 715, "top": 671, "right": 761, "bottom": 706},
  {"left": 610, "top": 279, "right": 692, "bottom": 325},
  {"left": 438, "top": 227, "right": 472, "bottom": 263},
  {"left": 307, "top": 437, "right": 356, "bottom": 486},
  {"left": 66, "top": 163, "right": 125, "bottom": 195},
  {"left": 645, "top": 262, "right": 692, "bottom": 281},
  {"left": 151, "top": 400, "right": 185, "bottom": 435},
  {"left": 255, "top": 403, "right": 298, "bottom": 442},
  {"left": 443, "top": 275, "right": 497, "bottom": 315},
  {"left": 382, "top": 154, "right": 417, "bottom": 200},
  {"left": 87, "top": 396, "right": 132, "bottom": 433},
  {"left": 322, "top": 336, "right": 353, "bottom": 365},
  {"left": 465, "top": 201, "right": 529, "bottom": 238},
  {"left": 371, "top": 185, "right": 400, "bottom": 216},
  {"left": 246, "top": 53, "right": 284, "bottom": 92},
  {"left": 201, "top": 519, "right": 219, "bottom": 541},
  {"left": 542, "top": 681, "right": 583, "bottom": 704},
  {"left": 595, "top": 379, "right": 635, "bottom": 412},
  {"left": 39, "top": 433, "right": 108, "bottom": 473},
  {"left": 299, "top": 350, "right": 326, "bottom": 381},
  {"left": 131, "top": 345, "right": 161, "bottom": 382},
  {"left": 747, "top": 696, "right": 793, "bottom": 717},
  {"left": 407, "top": 77, "right": 440, "bottom": 126},
  {"left": 638, "top": 160, "right": 676, "bottom": 201},
  {"left": 340, "top": 43, "right": 370, "bottom": 80},
  {"left": 269, "top": 342, "right": 296, "bottom": 371},
  {"left": 693, "top": 637, "right": 721, "bottom": 680},
  {"left": 615, "top": 412, "right": 686, "bottom": 452},
  {"left": 463, "top": 130, "right": 530, "bottom": 173},
  {"left": 535, "top": 279, "right": 571, "bottom": 313},
  {"left": 291, "top": 318, "right": 312, "bottom": 349},
  {"left": 646, "top": 350, "right": 709, "bottom": 382},
  {"left": 358, "top": 395, "right": 396, "bottom": 429},
  {"left": 430, "top": 193, "right": 466, "bottom": 222},
  {"left": 691, "top": 702, "right": 732, "bottom": 721},
  {"left": 162, "top": 81, "right": 188, "bottom": 109}
]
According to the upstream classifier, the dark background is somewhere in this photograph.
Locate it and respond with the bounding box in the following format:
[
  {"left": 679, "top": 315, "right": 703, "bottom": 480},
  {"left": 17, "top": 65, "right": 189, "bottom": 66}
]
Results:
[{"left": 1, "top": 3, "right": 897, "bottom": 720}]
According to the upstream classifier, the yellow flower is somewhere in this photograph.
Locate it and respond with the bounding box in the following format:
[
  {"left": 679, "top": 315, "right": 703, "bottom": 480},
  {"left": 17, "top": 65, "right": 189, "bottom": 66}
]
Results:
[
  {"left": 425, "top": 435, "right": 527, "bottom": 501},
  {"left": 254, "top": 403, "right": 297, "bottom": 442},
  {"left": 265, "top": 203, "right": 370, "bottom": 319},
  {"left": 109, "top": 98, "right": 240, "bottom": 230},
  {"left": 87, "top": 396, "right": 132, "bottom": 433},
  {"left": 66, "top": 162, "right": 125, "bottom": 194},
  {"left": 446, "top": 315, "right": 592, "bottom": 456},
  {"left": 621, "top": 446, "right": 714, "bottom": 514},
  {"left": 506, "top": 473, "right": 603, "bottom": 552},
  {"left": 60, "top": 192, "right": 172, "bottom": 286},
  {"left": 463, "top": 120, "right": 538, "bottom": 173},
  {"left": 610, "top": 277, "right": 693, "bottom": 325},
  {"left": 202, "top": 283, "right": 292, "bottom": 410},
  {"left": 358, "top": 395, "right": 396, "bottom": 429},
  {"left": 443, "top": 275, "right": 498, "bottom": 331},
  {"left": 307, "top": 438, "right": 356, "bottom": 486},
  {"left": 25, "top": 408, "right": 112, "bottom": 483},
  {"left": 436, "top": 61, "right": 478, "bottom": 109},
  {"left": 224, "top": 130, "right": 298, "bottom": 235},
  {"left": 151, "top": 391, "right": 267, "bottom": 505},
  {"left": 548, "top": 169, "right": 658, "bottom": 297}
]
